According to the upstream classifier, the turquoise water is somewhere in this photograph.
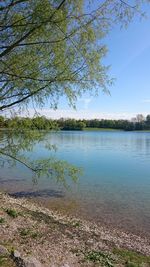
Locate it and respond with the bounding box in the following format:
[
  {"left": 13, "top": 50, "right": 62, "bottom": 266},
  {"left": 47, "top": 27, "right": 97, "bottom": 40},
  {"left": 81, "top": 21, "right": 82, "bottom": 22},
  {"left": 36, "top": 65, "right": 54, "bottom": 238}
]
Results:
[{"left": 0, "top": 130, "right": 150, "bottom": 235}]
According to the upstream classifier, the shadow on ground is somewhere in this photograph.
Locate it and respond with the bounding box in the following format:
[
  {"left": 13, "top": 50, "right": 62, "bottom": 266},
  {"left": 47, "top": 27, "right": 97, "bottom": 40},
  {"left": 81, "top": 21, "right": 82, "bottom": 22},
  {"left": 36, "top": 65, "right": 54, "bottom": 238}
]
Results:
[
  {"left": 9, "top": 189, "right": 64, "bottom": 198},
  {"left": 0, "top": 178, "right": 26, "bottom": 184}
]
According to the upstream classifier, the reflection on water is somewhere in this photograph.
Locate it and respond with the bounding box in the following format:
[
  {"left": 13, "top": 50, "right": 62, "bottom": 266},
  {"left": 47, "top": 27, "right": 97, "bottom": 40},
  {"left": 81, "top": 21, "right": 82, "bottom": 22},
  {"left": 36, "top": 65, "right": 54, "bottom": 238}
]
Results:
[{"left": 0, "top": 130, "right": 150, "bottom": 236}]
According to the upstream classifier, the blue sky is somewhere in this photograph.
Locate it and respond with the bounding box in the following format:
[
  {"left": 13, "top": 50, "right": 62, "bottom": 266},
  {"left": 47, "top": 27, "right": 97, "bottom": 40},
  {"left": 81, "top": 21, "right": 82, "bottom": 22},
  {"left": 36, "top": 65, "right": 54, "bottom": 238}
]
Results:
[{"left": 22, "top": 3, "right": 150, "bottom": 120}]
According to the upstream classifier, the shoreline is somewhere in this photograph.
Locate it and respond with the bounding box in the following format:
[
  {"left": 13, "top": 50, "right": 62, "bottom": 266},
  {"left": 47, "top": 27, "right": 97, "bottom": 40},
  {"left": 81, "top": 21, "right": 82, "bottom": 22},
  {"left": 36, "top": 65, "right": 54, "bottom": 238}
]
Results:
[
  {"left": 0, "top": 192, "right": 150, "bottom": 267},
  {"left": 32, "top": 195, "right": 150, "bottom": 240}
]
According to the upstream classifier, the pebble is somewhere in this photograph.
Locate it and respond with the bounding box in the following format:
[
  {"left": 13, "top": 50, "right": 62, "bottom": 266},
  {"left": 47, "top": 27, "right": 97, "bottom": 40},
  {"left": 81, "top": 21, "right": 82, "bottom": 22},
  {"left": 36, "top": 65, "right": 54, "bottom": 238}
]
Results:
[
  {"left": 23, "top": 257, "right": 42, "bottom": 267},
  {"left": 0, "top": 245, "right": 9, "bottom": 256},
  {"left": 12, "top": 251, "right": 43, "bottom": 267},
  {"left": 13, "top": 250, "right": 21, "bottom": 258}
]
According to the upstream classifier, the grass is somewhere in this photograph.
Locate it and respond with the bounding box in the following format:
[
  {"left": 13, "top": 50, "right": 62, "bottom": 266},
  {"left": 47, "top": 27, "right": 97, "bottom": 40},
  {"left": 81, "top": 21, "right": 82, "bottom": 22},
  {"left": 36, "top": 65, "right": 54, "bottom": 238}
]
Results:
[
  {"left": 20, "top": 228, "right": 38, "bottom": 239},
  {"left": 0, "top": 217, "right": 5, "bottom": 224},
  {"left": 84, "top": 127, "right": 122, "bottom": 131},
  {"left": 84, "top": 128, "right": 150, "bottom": 132},
  {"left": 84, "top": 250, "right": 115, "bottom": 267},
  {"left": 5, "top": 209, "right": 18, "bottom": 218},
  {"left": 0, "top": 255, "right": 16, "bottom": 267},
  {"left": 20, "top": 228, "right": 31, "bottom": 237},
  {"left": 71, "top": 220, "right": 80, "bottom": 227},
  {"left": 113, "top": 248, "right": 150, "bottom": 267},
  {"left": 76, "top": 248, "right": 150, "bottom": 267}
]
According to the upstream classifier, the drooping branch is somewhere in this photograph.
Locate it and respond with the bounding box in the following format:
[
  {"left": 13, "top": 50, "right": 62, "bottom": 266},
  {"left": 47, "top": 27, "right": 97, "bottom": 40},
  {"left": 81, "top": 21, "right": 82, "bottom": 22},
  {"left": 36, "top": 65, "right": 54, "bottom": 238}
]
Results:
[
  {"left": 0, "top": 149, "right": 42, "bottom": 172},
  {"left": 0, "top": 83, "right": 50, "bottom": 110}
]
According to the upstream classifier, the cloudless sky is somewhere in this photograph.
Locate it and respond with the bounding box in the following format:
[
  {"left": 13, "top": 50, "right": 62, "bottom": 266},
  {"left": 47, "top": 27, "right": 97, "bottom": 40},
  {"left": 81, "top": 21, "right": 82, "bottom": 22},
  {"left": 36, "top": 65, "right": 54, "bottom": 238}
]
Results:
[{"left": 24, "top": 2, "right": 150, "bottom": 120}]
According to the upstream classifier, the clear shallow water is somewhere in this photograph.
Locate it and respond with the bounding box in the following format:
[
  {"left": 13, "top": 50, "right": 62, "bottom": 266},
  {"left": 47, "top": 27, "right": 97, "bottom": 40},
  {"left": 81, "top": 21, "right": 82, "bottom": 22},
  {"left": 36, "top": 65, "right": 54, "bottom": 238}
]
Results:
[{"left": 0, "top": 130, "right": 150, "bottom": 236}]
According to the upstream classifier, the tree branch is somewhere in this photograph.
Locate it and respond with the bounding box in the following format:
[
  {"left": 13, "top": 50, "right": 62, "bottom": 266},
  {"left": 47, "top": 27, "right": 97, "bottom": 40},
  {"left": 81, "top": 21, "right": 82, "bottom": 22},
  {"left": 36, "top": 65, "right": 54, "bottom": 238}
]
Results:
[
  {"left": 0, "top": 0, "right": 66, "bottom": 58},
  {"left": 0, "top": 0, "right": 29, "bottom": 11},
  {"left": 0, "top": 150, "right": 42, "bottom": 172},
  {"left": 119, "top": 0, "right": 136, "bottom": 9}
]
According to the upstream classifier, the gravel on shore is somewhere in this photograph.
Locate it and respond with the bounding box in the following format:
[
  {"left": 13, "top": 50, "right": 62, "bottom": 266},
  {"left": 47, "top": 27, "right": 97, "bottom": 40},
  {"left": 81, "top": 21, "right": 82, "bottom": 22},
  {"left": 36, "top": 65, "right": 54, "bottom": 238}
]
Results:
[{"left": 0, "top": 192, "right": 150, "bottom": 267}]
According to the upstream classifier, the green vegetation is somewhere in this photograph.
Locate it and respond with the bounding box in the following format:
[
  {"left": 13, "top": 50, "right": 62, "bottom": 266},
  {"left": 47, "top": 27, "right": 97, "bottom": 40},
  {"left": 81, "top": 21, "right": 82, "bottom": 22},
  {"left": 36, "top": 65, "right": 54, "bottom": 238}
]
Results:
[
  {"left": 0, "top": 255, "right": 16, "bottom": 267},
  {"left": 72, "top": 221, "right": 80, "bottom": 227},
  {"left": 20, "top": 228, "right": 32, "bottom": 237},
  {"left": 0, "top": 114, "right": 150, "bottom": 131},
  {"left": 84, "top": 127, "right": 122, "bottom": 131},
  {"left": 72, "top": 248, "right": 150, "bottom": 267},
  {"left": 0, "top": 217, "right": 5, "bottom": 224},
  {"left": 5, "top": 209, "right": 18, "bottom": 218},
  {"left": 0, "top": 125, "right": 80, "bottom": 185},
  {"left": 84, "top": 250, "right": 115, "bottom": 266},
  {"left": 1, "top": 1, "right": 147, "bottom": 112},
  {"left": 113, "top": 248, "right": 150, "bottom": 267},
  {"left": 20, "top": 228, "right": 38, "bottom": 239}
]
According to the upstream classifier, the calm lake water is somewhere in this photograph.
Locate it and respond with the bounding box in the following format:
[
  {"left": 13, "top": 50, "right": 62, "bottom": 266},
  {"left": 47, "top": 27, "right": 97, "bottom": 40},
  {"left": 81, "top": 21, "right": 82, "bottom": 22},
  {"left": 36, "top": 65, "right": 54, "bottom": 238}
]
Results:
[{"left": 0, "top": 130, "right": 150, "bottom": 236}]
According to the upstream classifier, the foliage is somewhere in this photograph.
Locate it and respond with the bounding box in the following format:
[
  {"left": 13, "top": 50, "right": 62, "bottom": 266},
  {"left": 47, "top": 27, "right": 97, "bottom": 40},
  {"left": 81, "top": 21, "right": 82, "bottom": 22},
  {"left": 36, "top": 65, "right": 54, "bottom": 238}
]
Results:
[
  {"left": 0, "top": 114, "right": 150, "bottom": 131},
  {"left": 84, "top": 250, "right": 115, "bottom": 266},
  {"left": 58, "top": 118, "right": 86, "bottom": 130},
  {"left": 2, "top": 116, "right": 59, "bottom": 130},
  {"left": 0, "top": 128, "right": 81, "bottom": 184},
  {"left": 113, "top": 248, "right": 150, "bottom": 267},
  {"left": 0, "top": 217, "right": 5, "bottom": 223},
  {"left": 5, "top": 208, "right": 18, "bottom": 218},
  {"left": 72, "top": 220, "right": 80, "bottom": 227},
  {"left": 0, "top": 0, "right": 148, "bottom": 111},
  {"left": 20, "top": 228, "right": 38, "bottom": 238},
  {"left": 0, "top": 116, "right": 5, "bottom": 127},
  {"left": 0, "top": 255, "right": 16, "bottom": 267},
  {"left": 81, "top": 248, "right": 150, "bottom": 267}
]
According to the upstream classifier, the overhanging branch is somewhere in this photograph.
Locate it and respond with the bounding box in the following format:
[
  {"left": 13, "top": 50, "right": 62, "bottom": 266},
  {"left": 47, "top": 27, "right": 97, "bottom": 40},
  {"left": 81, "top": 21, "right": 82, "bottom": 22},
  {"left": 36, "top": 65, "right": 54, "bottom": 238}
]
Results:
[{"left": 0, "top": 150, "right": 42, "bottom": 172}]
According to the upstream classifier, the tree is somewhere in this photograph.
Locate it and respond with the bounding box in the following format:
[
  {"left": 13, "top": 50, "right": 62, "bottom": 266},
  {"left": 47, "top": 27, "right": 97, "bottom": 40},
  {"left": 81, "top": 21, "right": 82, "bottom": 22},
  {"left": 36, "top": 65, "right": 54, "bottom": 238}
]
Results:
[
  {"left": 58, "top": 118, "right": 86, "bottom": 130},
  {"left": 146, "top": 114, "right": 150, "bottom": 129},
  {"left": 0, "top": 0, "right": 148, "bottom": 112},
  {"left": 0, "top": 116, "right": 5, "bottom": 127},
  {"left": 136, "top": 114, "right": 145, "bottom": 123},
  {"left": 146, "top": 115, "right": 150, "bottom": 124}
]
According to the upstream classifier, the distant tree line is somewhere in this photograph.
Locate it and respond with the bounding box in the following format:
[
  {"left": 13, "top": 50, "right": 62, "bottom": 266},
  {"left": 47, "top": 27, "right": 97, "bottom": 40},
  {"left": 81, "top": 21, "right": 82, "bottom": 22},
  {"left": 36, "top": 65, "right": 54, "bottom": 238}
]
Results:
[
  {"left": 0, "top": 116, "right": 58, "bottom": 130},
  {"left": 0, "top": 114, "right": 150, "bottom": 131}
]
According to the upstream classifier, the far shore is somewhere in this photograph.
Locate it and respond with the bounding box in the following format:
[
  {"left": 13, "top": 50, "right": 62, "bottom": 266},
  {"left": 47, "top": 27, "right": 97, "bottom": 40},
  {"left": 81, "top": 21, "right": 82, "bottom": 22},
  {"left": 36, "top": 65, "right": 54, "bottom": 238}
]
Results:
[
  {"left": 83, "top": 128, "right": 150, "bottom": 132},
  {"left": 84, "top": 127, "right": 123, "bottom": 131},
  {"left": 1, "top": 127, "right": 150, "bottom": 132}
]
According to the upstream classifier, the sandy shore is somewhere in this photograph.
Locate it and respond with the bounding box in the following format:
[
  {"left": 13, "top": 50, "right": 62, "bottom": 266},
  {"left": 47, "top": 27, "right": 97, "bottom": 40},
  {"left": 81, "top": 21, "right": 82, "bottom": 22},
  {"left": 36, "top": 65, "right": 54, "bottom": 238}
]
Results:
[{"left": 0, "top": 192, "right": 150, "bottom": 267}]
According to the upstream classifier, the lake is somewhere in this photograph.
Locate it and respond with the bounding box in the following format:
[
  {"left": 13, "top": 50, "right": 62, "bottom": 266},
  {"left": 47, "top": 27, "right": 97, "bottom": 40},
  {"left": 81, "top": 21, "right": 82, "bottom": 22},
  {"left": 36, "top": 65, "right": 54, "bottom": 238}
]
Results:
[{"left": 0, "top": 130, "right": 150, "bottom": 236}]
